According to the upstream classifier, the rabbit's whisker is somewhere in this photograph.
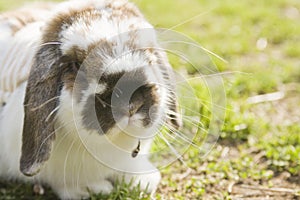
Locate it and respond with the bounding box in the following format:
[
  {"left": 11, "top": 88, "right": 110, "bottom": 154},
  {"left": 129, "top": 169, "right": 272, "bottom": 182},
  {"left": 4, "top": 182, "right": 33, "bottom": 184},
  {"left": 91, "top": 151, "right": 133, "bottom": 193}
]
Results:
[
  {"left": 36, "top": 119, "right": 76, "bottom": 157},
  {"left": 175, "top": 71, "right": 250, "bottom": 85},
  {"left": 157, "top": 132, "right": 188, "bottom": 167},
  {"left": 176, "top": 106, "right": 211, "bottom": 122},
  {"left": 114, "top": 86, "right": 123, "bottom": 95},
  {"left": 179, "top": 96, "right": 230, "bottom": 111},
  {"left": 164, "top": 108, "right": 205, "bottom": 126},
  {"left": 30, "top": 96, "right": 60, "bottom": 111},
  {"left": 39, "top": 41, "right": 62, "bottom": 47},
  {"left": 164, "top": 8, "right": 215, "bottom": 33},
  {"left": 95, "top": 95, "right": 113, "bottom": 108},
  {"left": 45, "top": 106, "right": 60, "bottom": 122},
  {"left": 53, "top": 124, "right": 75, "bottom": 151},
  {"left": 180, "top": 116, "right": 206, "bottom": 130},
  {"left": 164, "top": 124, "right": 202, "bottom": 150},
  {"left": 161, "top": 40, "right": 227, "bottom": 63}
]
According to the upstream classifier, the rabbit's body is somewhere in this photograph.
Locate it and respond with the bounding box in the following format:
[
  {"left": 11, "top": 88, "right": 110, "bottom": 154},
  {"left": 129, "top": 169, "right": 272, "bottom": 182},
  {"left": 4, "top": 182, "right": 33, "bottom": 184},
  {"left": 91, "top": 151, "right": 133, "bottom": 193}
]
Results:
[{"left": 0, "top": 0, "right": 179, "bottom": 199}]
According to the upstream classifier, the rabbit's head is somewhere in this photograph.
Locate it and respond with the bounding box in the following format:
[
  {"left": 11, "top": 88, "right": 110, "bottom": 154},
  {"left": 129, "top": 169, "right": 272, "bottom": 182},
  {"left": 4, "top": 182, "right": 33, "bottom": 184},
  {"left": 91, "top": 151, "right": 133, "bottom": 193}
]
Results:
[{"left": 20, "top": 1, "right": 181, "bottom": 176}]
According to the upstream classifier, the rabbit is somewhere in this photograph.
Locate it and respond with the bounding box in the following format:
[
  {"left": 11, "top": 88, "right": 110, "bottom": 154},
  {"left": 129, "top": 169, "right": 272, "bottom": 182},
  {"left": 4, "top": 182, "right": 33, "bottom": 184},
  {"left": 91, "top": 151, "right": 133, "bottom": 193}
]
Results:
[{"left": 0, "top": 0, "right": 181, "bottom": 199}]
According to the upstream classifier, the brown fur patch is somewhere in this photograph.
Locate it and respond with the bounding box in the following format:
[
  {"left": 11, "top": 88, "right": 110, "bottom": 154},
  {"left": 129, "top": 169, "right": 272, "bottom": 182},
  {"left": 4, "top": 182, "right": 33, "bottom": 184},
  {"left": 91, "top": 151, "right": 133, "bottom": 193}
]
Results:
[
  {"left": 125, "top": 30, "right": 139, "bottom": 50},
  {"left": 65, "top": 45, "right": 88, "bottom": 64},
  {"left": 84, "top": 39, "right": 115, "bottom": 79},
  {"left": 107, "top": 1, "right": 142, "bottom": 20},
  {"left": 42, "top": 7, "right": 102, "bottom": 42}
]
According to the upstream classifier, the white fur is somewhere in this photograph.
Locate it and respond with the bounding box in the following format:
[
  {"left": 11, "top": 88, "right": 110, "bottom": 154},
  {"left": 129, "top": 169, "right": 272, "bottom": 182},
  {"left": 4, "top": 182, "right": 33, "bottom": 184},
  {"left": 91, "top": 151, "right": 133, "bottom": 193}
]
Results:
[
  {"left": 85, "top": 81, "right": 107, "bottom": 96},
  {"left": 0, "top": 22, "right": 43, "bottom": 95},
  {"left": 0, "top": 82, "right": 28, "bottom": 179}
]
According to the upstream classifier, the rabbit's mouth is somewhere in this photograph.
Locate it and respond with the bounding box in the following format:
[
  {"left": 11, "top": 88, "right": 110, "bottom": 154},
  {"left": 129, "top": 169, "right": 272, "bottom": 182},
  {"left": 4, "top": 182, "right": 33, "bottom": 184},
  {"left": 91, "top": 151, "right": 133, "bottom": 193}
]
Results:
[{"left": 112, "top": 107, "right": 161, "bottom": 138}]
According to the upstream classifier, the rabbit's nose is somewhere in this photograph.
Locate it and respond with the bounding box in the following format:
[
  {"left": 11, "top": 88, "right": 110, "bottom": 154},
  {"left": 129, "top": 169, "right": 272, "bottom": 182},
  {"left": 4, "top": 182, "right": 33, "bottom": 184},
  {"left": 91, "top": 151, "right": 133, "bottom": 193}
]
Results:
[{"left": 128, "top": 101, "right": 144, "bottom": 116}]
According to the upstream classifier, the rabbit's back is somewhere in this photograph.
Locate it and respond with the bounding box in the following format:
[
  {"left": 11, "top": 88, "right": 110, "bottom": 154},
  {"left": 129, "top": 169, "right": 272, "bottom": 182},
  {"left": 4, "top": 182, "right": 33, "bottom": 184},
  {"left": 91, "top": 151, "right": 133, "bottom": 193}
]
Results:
[{"left": 0, "top": 4, "right": 52, "bottom": 106}]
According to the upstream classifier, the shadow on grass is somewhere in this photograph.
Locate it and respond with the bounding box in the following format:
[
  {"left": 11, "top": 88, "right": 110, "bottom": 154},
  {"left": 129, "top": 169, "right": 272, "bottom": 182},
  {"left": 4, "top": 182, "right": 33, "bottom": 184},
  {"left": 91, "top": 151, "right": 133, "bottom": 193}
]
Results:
[{"left": 0, "top": 180, "right": 57, "bottom": 200}]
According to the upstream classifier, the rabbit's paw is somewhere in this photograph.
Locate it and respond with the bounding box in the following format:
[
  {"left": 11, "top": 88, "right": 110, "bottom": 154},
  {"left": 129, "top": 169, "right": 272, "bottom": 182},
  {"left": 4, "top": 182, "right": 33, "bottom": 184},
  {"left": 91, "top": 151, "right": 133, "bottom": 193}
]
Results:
[
  {"left": 87, "top": 179, "right": 114, "bottom": 195},
  {"left": 124, "top": 171, "right": 161, "bottom": 193}
]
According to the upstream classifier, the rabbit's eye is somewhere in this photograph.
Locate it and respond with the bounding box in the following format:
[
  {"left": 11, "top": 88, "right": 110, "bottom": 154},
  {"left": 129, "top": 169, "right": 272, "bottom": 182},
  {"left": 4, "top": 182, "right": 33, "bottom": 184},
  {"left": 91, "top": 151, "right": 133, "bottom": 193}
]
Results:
[
  {"left": 60, "top": 54, "right": 82, "bottom": 73},
  {"left": 72, "top": 62, "right": 81, "bottom": 72}
]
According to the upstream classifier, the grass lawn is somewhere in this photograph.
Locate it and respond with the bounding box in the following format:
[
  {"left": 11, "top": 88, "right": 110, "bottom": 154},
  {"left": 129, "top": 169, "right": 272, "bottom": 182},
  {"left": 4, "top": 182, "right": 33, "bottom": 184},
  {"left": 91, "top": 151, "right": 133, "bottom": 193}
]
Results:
[{"left": 1, "top": 0, "right": 300, "bottom": 199}]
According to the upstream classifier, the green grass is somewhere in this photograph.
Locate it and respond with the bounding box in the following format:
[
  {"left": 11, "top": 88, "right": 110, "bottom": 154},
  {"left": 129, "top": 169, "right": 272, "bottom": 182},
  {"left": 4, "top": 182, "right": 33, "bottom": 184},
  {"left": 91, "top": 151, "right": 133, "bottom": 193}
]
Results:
[{"left": 1, "top": 0, "right": 300, "bottom": 199}]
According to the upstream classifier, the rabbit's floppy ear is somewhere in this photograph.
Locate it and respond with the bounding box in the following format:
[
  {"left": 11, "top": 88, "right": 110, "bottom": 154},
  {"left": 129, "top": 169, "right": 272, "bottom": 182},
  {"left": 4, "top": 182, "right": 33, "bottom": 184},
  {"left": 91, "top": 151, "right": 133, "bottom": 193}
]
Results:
[{"left": 20, "top": 45, "right": 63, "bottom": 176}]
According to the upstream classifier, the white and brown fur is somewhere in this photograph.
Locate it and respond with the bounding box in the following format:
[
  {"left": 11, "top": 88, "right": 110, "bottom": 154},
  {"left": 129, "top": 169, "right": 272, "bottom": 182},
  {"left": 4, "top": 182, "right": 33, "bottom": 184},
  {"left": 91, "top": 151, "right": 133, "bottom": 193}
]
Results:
[{"left": 0, "top": 0, "right": 180, "bottom": 199}]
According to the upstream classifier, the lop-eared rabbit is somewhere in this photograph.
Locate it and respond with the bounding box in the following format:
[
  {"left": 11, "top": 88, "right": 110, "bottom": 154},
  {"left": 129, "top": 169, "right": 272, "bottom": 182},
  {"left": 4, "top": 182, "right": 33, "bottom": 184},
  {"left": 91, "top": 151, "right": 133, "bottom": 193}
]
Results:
[{"left": 0, "top": 0, "right": 180, "bottom": 199}]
